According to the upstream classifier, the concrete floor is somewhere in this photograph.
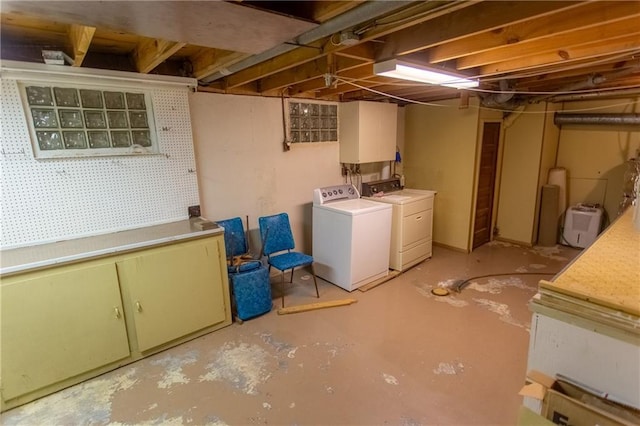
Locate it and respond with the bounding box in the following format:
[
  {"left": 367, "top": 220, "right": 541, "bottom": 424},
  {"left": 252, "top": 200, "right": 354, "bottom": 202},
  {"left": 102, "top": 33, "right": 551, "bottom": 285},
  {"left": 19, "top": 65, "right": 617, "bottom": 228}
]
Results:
[{"left": 2, "top": 242, "right": 580, "bottom": 426}]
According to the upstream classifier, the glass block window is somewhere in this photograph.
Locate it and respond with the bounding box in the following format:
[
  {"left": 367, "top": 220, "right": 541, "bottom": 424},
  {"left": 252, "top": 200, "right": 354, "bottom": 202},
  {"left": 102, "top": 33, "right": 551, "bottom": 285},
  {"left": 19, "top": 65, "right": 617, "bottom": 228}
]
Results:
[
  {"left": 19, "top": 83, "right": 158, "bottom": 158},
  {"left": 288, "top": 100, "right": 338, "bottom": 143}
]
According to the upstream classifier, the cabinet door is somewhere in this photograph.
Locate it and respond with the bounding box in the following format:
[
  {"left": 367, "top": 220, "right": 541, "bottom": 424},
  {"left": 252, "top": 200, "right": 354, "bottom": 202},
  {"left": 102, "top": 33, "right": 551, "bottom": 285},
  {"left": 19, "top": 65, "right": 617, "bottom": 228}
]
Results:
[
  {"left": 1, "top": 262, "right": 130, "bottom": 401},
  {"left": 339, "top": 101, "right": 397, "bottom": 163},
  {"left": 116, "top": 238, "right": 228, "bottom": 353},
  {"left": 358, "top": 101, "right": 397, "bottom": 163}
]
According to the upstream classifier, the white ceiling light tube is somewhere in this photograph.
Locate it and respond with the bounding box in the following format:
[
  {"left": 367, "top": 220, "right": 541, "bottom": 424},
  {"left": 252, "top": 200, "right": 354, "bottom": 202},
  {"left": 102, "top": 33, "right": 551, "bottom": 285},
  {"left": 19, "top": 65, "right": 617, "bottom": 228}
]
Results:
[{"left": 374, "top": 59, "right": 479, "bottom": 89}]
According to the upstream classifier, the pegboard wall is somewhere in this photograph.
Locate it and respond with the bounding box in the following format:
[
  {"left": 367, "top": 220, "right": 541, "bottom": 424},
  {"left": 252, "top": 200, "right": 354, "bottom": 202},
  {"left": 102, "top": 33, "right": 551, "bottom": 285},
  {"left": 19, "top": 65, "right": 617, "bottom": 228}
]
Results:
[{"left": 0, "top": 78, "right": 200, "bottom": 248}]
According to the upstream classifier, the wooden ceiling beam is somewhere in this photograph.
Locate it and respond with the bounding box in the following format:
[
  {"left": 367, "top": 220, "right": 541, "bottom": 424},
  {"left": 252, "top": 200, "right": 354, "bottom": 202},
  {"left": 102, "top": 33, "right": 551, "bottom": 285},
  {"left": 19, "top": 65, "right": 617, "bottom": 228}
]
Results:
[
  {"left": 67, "top": 24, "right": 95, "bottom": 67},
  {"left": 457, "top": 16, "right": 640, "bottom": 70},
  {"left": 376, "top": 1, "right": 579, "bottom": 60},
  {"left": 311, "top": 1, "right": 365, "bottom": 23},
  {"left": 340, "top": 84, "right": 458, "bottom": 103},
  {"left": 479, "top": 35, "right": 640, "bottom": 77},
  {"left": 429, "top": 1, "right": 638, "bottom": 64},
  {"left": 259, "top": 56, "right": 366, "bottom": 93},
  {"left": 190, "top": 49, "right": 251, "bottom": 80},
  {"left": 316, "top": 76, "right": 391, "bottom": 98},
  {"left": 289, "top": 63, "right": 375, "bottom": 96},
  {"left": 259, "top": 56, "right": 329, "bottom": 93},
  {"left": 334, "top": 43, "right": 376, "bottom": 61},
  {"left": 225, "top": 38, "right": 328, "bottom": 89},
  {"left": 517, "top": 61, "right": 640, "bottom": 90},
  {"left": 222, "top": 2, "right": 474, "bottom": 89},
  {"left": 133, "top": 38, "right": 186, "bottom": 74},
  {"left": 317, "top": 79, "right": 383, "bottom": 99}
]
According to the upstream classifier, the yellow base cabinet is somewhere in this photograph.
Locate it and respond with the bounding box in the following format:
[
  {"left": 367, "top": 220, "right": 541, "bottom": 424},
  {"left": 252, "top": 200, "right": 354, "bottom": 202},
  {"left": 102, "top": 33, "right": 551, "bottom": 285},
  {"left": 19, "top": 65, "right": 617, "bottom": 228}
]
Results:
[
  {"left": 116, "top": 238, "right": 228, "bottom": 353},
  {"left": 1, "top": 261, "right": 131, "bottom": 401},
  {"left": 1, "top": 234, "right": 231, "bottom": 412}
]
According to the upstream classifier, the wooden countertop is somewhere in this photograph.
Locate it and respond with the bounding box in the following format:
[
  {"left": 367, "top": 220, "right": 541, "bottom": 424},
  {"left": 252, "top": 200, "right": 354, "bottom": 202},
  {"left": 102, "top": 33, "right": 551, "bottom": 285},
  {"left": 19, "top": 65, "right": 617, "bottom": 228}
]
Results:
[
  {"left": 0, "top": 219, "right": 223, "bottom": 276},
  {"left": 539, "top": 207, "right": 640, "bottom": 316}
]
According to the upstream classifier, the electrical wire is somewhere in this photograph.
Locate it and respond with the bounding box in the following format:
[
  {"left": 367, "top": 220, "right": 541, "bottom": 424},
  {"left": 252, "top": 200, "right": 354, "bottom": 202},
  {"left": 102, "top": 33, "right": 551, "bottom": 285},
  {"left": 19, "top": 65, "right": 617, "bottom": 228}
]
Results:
[
  {"left": 335, "top": 73, "right": 640, "bottom": 97},
  {"left": 339, "top": 73, "right": 640, "bottom": 95},
  {"left": 478, "top": 51, "right": 640, "bottom": 83},
  {"left": 333, "top": 76, "right": 640, "bottom": 114}
]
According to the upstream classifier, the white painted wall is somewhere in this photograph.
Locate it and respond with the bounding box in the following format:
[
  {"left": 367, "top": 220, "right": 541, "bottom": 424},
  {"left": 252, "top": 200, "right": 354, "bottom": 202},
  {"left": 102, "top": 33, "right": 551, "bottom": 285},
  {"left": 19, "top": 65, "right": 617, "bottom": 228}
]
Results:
[
  {"left": 496, "top": 103, "right": 557, "bottom": 245},
  {"left": 403, "top": 98, "right": 481, "bottom": 251},
  {"left": 0, "top": 77, "right": 199, "bottom": 249},
  {"left": 557, "top": 97, "right": 640, "bottom": 222},
  {"left": 189, "top": 92, "right": 343, "bottom": 254}
]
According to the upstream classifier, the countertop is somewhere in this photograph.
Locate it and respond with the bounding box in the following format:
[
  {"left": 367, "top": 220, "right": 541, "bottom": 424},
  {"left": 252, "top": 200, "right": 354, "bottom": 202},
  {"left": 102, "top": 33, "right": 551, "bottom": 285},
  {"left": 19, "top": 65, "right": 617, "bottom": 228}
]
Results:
[
  {"left": 0, "top": 219, "right": 223, "bottom": 276},
  {"left": 538, "top": 207, "right": 640, "bottom": 316}
]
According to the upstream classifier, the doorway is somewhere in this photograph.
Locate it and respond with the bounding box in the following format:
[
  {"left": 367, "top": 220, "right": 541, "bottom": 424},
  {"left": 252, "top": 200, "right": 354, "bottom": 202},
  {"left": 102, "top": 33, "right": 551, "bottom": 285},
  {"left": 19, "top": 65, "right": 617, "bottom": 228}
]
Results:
[{"left": 472, "top": 122, "right": 501, "bottom": 250}]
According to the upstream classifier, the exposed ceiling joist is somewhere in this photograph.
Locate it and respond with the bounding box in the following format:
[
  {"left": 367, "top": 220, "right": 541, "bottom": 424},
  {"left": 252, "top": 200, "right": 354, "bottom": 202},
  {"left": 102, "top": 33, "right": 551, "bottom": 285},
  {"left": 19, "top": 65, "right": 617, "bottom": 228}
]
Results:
[
  {"left": 2, "top": 1, "right": 639, "bottom": 105},
  {"left": 457, "top": 16, "right": 640, "bottom": 70},
  {"left": 134, "top": 38, "right": 186, "bottom": 74},
  {"left": 219, "top": 1, "right": 475, "bottom": 90},
  {"left": 190, "top": 50, "right": 250, "bottom": 81},
  {"left": 67, "top": 24, "right": 95, "bottom": 67},
  {"left": 480, "top": 35, "right": 640, "bottom": 77},
  {"left": 375, "top": 1, "right": 580, "bottom": 59},
  {"left": 428, "top": 1, "right": 639, "bottom": 64},
  {"left": 224, "top": 38, "right": 328, "bottom": 89}
]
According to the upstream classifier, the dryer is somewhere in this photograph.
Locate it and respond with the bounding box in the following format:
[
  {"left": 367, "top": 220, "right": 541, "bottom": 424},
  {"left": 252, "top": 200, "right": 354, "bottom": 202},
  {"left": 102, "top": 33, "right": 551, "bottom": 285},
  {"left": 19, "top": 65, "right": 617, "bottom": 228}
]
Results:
[
  {"left": 362, "top": 178, "right": 437, "bottom": 271},
  {"left": 312, "top": 184, "right": 392, "bottom": 291}
]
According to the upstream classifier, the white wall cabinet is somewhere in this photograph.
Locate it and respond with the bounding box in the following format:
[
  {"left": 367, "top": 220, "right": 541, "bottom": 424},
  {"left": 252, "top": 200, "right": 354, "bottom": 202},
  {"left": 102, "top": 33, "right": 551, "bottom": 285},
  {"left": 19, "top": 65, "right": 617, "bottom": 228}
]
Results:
[
  {"left": 339, "top": 101, "right": 397, "bottom": 164},
  {"left": 0, "top": 234, "right": 231, "bottom": 412}
]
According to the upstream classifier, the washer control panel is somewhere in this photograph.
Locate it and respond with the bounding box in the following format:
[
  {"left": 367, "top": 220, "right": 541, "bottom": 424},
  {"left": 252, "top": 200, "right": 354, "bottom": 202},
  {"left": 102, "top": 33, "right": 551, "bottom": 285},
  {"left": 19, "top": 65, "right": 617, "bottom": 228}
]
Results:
[{"left": 313, "top": 184, "right": 359, "bottom": 205}]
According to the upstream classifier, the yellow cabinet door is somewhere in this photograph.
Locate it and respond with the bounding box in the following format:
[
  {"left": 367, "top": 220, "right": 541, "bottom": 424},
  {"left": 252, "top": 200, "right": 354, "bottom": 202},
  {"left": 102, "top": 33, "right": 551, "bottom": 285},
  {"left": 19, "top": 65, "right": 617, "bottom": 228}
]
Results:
[
  {"left": 116, "top": 237, "right": 228, "bottom": 353},
  {"left": 1, "top": 261, "right": 130, "bottom": 401}
]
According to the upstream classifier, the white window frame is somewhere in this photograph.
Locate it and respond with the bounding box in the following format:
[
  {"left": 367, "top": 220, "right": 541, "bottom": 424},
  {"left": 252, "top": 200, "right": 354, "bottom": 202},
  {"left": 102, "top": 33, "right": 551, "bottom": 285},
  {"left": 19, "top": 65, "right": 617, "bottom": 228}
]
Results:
[{"left": 18, "top": 81, "right": 159, "bottom": 159}]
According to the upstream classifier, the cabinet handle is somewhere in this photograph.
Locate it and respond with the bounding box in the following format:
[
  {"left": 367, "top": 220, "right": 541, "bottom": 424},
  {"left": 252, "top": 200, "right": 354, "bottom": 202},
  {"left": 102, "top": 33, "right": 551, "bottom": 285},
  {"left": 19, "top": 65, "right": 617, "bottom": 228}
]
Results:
[
  {"left": 114, "top": 307, "right": 121, "bottom": 319},
  {"left": 136, "top": 301, "right": 143, "bottom": 313},
  {"left": 416, "top": 216, "right": 422, "bottom": 220}
]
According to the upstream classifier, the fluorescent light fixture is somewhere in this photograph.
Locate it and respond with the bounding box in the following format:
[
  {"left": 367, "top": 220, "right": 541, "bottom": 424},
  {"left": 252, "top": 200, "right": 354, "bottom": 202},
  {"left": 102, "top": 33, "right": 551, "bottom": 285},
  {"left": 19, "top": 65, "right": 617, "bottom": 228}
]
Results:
[{"left": 374, "top": 59, "right": 479, "bottom": 89}]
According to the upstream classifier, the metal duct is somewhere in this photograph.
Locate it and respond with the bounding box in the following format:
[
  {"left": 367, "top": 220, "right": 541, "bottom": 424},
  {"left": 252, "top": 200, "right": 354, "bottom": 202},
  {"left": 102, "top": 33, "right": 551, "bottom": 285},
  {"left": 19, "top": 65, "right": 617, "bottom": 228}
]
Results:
[
  {"left": 537, "top": 63, "right": 640, "bottom": 104},
  {"left": 200, "top": 1, "right": 414, "bottom": 84},
  {"left": 554, "top": 113, "right": 640, "bottom": 126},
  {"left": 479, "top": 79, "right": 516, "bottom": 108},
  {"left": 550, "top": 88, "right": 640, "bottom": 102}
]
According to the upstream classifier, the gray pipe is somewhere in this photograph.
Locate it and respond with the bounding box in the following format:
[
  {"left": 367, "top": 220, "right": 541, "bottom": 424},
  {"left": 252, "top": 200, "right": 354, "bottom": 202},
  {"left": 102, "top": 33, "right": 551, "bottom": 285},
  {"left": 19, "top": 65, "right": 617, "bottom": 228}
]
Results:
[
  {"left": 200, "top": 1, "right": 414, "bottom": 84},
  {"left": 554, "top": 113, "right": 640, "bottom": 126},
  {"left": 536, "top": 63, "right": 640, "bottom": 104},
  {"left": 480, "top": 79, "right": 516, "bottom": 108},
  {"left": 550, "top": 88, "right": 640, "bottom": 102}
]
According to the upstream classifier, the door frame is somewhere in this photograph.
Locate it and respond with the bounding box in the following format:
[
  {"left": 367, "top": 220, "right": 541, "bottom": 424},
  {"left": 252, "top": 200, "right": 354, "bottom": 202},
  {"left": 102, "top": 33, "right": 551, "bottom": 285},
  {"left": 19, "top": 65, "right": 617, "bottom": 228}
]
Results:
[{"left": 469, "top": 120, "right": 504, "bottom": 251}]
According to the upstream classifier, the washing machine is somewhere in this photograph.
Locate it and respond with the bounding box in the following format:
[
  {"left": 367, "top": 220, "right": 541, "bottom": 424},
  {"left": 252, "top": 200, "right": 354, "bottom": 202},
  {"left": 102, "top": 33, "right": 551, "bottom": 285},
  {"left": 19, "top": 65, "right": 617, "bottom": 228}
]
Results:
[{"left": 312, "top": 184, "right": 392, "bottom": 291}]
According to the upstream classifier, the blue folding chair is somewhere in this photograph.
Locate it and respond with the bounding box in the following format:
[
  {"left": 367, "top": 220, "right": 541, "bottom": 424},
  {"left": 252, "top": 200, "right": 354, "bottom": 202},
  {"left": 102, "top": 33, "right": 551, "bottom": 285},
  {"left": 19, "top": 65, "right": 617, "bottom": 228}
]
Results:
[
  {"left": 216, "top": 217, "right": 271, "bottom": 321},
  {"left": 258, "top": 212, "right": 319, "bottom": 307}
]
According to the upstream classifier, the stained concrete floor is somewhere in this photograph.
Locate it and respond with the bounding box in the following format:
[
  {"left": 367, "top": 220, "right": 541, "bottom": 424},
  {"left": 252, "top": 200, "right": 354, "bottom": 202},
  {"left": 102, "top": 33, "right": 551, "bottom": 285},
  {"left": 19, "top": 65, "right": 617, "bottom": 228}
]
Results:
[{"left": 2, "top": 242, "right": 580, "bottom": 426}]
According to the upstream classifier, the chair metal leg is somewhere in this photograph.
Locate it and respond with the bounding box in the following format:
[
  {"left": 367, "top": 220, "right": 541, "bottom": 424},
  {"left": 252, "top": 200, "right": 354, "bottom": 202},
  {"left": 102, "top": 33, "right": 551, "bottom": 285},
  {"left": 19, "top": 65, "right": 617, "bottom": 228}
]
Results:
[
  {"left": 289, "top": 268, "right": 294, "bottom": 283},
  {"left": 310, "top": 263, "right": 320, "bottom": 298},
  {"left": 281, "top": 270, "right": 285, "bottom": 308}
]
